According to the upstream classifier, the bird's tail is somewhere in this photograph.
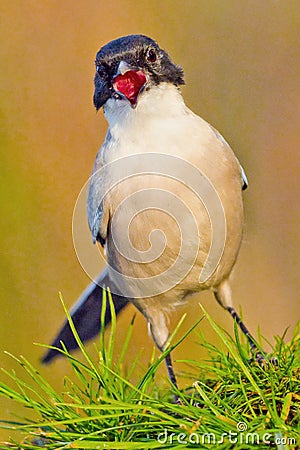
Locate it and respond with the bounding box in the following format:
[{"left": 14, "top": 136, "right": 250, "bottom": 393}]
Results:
[{"left": 42, "top": 268, "right": 129, "bottom": 364}]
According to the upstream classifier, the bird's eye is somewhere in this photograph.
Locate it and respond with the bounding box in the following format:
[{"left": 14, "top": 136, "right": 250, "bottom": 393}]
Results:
[{"left": 146, "top": 48, "right": 157, "bottom": 63}]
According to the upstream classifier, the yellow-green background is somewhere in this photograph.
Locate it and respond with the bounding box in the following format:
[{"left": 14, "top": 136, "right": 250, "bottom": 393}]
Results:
[{"left": 1, "top": 0, "right": 299, "bottom": 439}]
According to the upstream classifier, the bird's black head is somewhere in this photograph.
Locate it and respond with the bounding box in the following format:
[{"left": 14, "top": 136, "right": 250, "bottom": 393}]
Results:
[{"left": 93, "top": 34, "right": 185, "bottom": 110}]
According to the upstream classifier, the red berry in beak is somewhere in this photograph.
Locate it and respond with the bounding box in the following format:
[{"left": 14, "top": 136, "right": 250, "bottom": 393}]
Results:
[{"left": 113, "top": 70, "right": 147, "bottom": 106}]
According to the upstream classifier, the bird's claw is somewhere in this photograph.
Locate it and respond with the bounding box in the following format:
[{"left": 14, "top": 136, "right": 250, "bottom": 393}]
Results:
[{"left": 249, "top": 351, "right": 278, "bottom": 368}]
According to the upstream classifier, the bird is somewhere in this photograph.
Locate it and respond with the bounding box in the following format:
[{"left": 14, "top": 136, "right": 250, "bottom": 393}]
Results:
[{"left": 43, "top": 34, "right": 259, "bottom": 397}]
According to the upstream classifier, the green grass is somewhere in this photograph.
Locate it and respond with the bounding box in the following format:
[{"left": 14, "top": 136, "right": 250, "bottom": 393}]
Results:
[{"left": 0, "top": 291, "right": 299, "bottom": 449}]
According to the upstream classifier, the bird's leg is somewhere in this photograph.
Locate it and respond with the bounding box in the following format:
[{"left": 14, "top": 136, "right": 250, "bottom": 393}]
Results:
[
  {"left": 165, "top": 352, "right": 180, "bottom": 404},
  {"left": 213, "top": 284, "right": 268, "bottom": 365},
  {"left": 145, "top": 308, "right": 181, "bottom": 402},
  {"left": 225, "top": 306, "right": 265, "bottom": 364}
]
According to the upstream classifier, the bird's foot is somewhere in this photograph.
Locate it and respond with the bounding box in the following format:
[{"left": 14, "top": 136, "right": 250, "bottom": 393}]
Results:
[
  {"left": 249, "top": 351, "right": 278, "bottom": 368},
  {"left": 173, "top": 394, "right": 184, "bottom": 405}
]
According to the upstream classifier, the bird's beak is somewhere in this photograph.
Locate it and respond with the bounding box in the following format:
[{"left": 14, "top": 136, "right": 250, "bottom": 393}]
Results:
[
  {"left": 113, "top": 61, "right": 147, "bottom": 107},
  {"left": 115, "top": 61, "right": 134, "bottom": 76}
]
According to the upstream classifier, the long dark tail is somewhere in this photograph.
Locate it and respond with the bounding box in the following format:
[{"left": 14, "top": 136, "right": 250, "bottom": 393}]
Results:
[{"left": 42, "top": 269, "right": 129, "bottom": 364}]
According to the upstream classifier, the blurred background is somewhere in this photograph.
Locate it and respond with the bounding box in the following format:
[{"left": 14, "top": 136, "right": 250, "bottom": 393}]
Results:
[{"left": 1, "top": 0, "right": 299, "bottom": 439}]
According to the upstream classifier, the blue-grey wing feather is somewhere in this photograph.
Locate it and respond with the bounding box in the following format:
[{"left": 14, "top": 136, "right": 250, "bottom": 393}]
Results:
[{"left": 87, "top": 133, "right": 111, "bottom": 245}]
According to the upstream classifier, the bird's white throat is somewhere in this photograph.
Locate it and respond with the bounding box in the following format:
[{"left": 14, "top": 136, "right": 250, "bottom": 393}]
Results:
[{"left": 103, "top": 83, "right": 186, "bottom": 135}]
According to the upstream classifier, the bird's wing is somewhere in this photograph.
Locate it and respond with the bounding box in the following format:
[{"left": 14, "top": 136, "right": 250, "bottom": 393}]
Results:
[
  {"left": 209, "top": 124, "right": 248, "bottom": 191},
  {"left": 87, "top": 133, "right": 111, "bottom": 246}
]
